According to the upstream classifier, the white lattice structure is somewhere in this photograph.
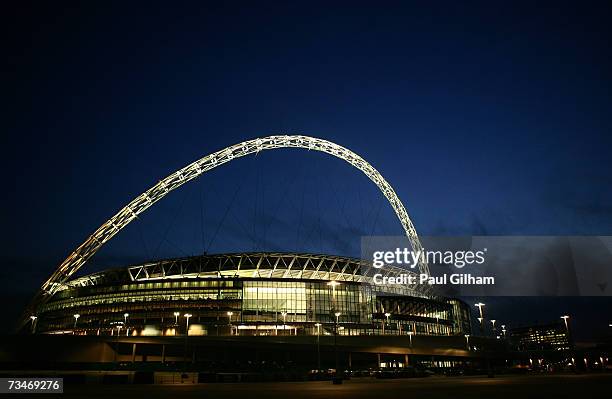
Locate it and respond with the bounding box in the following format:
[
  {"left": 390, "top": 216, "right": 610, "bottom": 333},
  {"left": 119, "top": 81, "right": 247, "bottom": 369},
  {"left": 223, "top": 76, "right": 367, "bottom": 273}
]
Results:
[
  {"left": 40, "top": 135, "right": 429, "bottom": 297},
  {"left": 60, "top": 252, "right": 423, "bottom": 298}
]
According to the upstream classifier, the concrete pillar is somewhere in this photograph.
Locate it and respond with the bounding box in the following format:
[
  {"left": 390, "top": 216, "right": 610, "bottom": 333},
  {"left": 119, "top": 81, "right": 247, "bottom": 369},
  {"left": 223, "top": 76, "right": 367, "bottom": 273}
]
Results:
[
  {"left": 404, "top": 354, "right": 409, "bottom": 367},
  {"left": 131, "top": 343, "right": 136, "bottom": 363},
  {"left": 161, "top": 344, "right": 166, "bottom": 363},
  {"left": 377, "top": 353, "right": 381, "bottom": 370}
]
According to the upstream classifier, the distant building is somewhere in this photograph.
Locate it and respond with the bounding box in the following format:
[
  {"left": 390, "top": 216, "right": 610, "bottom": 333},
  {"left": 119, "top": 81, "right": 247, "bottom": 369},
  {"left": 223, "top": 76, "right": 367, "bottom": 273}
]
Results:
[{"left": 509, "top": 322, "right": 571, "bottom": 351}]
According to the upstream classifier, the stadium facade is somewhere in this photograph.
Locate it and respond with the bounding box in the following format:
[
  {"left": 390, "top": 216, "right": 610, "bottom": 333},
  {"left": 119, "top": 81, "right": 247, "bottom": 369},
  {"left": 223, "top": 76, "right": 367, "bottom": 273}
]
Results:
[
  {"left": 24, "top": 136, "right": 471, "bottom": 345},
  {"left": 33, "top": 252, "right": 471, "bottom": 338}
]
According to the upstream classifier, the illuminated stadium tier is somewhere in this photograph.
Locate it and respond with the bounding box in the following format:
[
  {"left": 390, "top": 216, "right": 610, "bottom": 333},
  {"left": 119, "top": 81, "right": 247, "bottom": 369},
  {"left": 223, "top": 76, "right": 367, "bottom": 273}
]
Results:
[{"left": 34, "top": 253, "right": 470, "bottom": 337}]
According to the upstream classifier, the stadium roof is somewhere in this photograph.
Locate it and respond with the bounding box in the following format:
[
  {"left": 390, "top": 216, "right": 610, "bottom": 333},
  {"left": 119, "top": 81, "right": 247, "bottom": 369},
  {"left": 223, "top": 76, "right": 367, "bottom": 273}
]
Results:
[{"left": 61, "top": 252, "right": 424, "bottom": 297}]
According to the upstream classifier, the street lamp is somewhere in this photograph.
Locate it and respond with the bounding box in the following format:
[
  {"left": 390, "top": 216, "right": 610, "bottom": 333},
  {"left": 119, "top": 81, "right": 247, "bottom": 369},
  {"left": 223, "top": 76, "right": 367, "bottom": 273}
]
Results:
[
  {"left": 315, "top": 323, "right": 322, "bottom": 370},
  {"left": 124, "top": 313, "right": 130, "bottom": 336},
  {"left": 408, "top": 331, "right": 414, "bottom": 347},
  {"left": 475, "top": 303, "right": 485, "bottom": 318},
  {"left": 29, "top": 315, "right": 37, "bottom": 334},
  {"left": 227, "top": 311, "right": 234, "bottom": 335},
  {"left": 464, "top": 334, "right": 470, "bottom": 350},
  {"left": 73, "top": 314, "right": 80, "bottom": 333},
  {"left": 184, "top": 313, "right": 192, "bottom": 335},
  {"left": 281, "top": 311, "right": 287, "bottom": 334},
  {"left": 333, "top": 312, "right": 342, "bottom": 382},
  {"left": 123, "top": 313, "right": 129, "bottom": 336},
  {"left": 328, "top": 281, "right": 341, "bottom": 382},
  {"left": 475, "top": 303, "right": 485, "bottom": 336},
  {"left": 560, "top": 315, "right": 570, "bottom": 333},
  {"left": 561, "top": 315, "right": 571, "bottom": 348},
  {"left": 174, "top": 312, "right": 180, "bottom": 325},
  {"left": 491, "top": 319, "right": 496, "bottom": 334},
  {"left": 384, "top": 312, "right": 391, "bottom": 334}
]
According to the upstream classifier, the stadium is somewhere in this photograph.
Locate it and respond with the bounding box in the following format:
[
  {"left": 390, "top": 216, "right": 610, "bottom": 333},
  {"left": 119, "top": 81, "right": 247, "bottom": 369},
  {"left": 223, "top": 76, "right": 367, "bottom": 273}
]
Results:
[
  {"left": 33, "top": 252, "right": 471, "bottom": 337},
  {"left": 15, "top": 135, "right": 478, "bottom": 372}
]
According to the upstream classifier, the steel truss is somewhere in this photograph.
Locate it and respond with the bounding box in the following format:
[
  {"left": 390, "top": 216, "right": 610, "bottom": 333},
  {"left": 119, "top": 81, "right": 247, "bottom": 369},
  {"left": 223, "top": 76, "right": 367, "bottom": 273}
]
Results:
[
  {"left": 40, "top": 135, "right": 429, "bottom": 298},
  {"left": 61, "top": 252, "right": 423, "bottom": 297}
]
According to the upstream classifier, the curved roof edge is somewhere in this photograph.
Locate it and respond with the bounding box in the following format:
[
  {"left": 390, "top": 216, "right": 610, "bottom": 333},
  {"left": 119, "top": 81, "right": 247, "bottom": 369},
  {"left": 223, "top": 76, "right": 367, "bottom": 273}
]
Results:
[{"left": 60, "top": 252, "right": 426, "bottom": 297}]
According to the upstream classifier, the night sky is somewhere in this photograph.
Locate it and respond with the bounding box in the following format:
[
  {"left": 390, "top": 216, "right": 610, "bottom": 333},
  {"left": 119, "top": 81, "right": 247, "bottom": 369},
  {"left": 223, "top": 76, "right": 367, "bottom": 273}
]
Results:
[{"left": 3, "top": 2, "right": 612, "bottom": 337}]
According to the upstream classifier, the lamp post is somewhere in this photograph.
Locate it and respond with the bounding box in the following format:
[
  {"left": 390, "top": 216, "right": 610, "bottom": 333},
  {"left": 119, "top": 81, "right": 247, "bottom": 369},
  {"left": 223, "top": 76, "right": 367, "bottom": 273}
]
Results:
[
  {"left": 315, "top": 323, "right": 321, "bottom": 370},
  {"left": 123, "top": 313, "right": 129, "bottom": 335},
  {"left": 501, "top": 324, "right": 507, "bottom": 337},
  {"left": 29, "top": 315, "right": 37, "bottom": 334},
  {"left": 334, "top": 312, "right": 341, "bottom": 381},
  {"left": 491, "top": 319, "right": 496, "bottom": 335},
  {"left": 475, "top": 303, "right": 485, "bottom": 318},
  {"left": 560, "top": 315, "right": 570, "bottom": 332},
  {"left": 174, "top": 312, "right": 180, "bottom": 325},
  {"left": 561, "top": 315, "right": 571, "bottom": 349},
  {"left": 281, "top": 311, "right": 287, "bottom": 334},
  {"left": 328, "top": 281, "right": 340, "bottom": 313},
  {"left": 73, "top": 314, "right": 80, "bottom": 334},
  {"left": 227, "top": 311, "right": 234, "bottom": 335},
  {"left": 465, "top": 334, "right": 470, "bottom": 350},
  {"left": 408, "top": 331, "right": 414, "bottom": 348},
  {"left": 475, "top": 303, "right": 492, "bottom": 378},
  {"left": 328, "top": 281, "right": 341, "bottom": 383},
  {"left": 475, "top": 303, "right": 485, "bottom": 335},
  {"left": 184, "top": 313, "right": 192, "bottom": 335},
  {"left": 182, "top": 313, "right": 193, "bottom": 370},
  {"left": 385, "top": 312, "right": 391, "bottom": 333}
]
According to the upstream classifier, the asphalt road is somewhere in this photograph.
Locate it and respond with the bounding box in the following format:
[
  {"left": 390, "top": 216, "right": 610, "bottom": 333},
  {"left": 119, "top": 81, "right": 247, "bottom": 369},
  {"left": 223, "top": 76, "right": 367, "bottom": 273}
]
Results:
[{"left": 55, "top": 374, "right": 612, "bottom": 399}]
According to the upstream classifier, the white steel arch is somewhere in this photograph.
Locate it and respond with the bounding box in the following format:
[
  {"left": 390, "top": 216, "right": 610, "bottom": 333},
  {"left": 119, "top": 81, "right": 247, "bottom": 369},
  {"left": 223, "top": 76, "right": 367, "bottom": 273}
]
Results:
[{"left": 40, "top": 135, "right": 429, "bottom": 295}]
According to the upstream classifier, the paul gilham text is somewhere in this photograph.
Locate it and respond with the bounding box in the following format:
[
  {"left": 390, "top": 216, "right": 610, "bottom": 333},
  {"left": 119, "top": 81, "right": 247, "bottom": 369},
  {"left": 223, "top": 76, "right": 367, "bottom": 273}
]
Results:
[{"left": 373, "top": 273, "right": 495, "bottom": 286}]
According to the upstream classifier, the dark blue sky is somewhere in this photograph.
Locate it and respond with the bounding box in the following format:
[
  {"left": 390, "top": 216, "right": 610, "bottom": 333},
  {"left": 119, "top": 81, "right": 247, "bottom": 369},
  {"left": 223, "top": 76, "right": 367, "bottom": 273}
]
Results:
[{"left": 3, "top": 1, "right": 612, "bottom": 336}]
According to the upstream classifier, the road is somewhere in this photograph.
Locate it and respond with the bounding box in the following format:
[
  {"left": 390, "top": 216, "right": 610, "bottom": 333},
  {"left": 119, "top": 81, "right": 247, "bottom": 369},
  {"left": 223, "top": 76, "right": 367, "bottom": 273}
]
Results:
[{"left": 52, "top": 373, "right": 612, "bottom": 399}]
